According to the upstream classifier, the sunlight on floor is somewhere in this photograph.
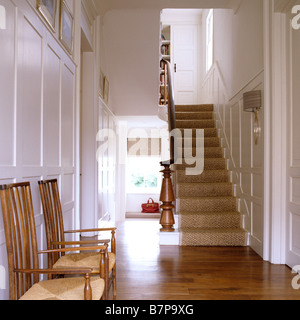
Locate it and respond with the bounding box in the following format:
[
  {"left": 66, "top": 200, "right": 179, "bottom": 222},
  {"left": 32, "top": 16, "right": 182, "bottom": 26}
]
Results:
[{"left": 120, "top": 219, "right": 161, "bottom": 263}]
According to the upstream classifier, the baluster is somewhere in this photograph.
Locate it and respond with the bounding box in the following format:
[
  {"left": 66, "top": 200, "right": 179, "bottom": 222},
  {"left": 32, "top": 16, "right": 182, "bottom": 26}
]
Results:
[{"left": 159, "top": 163, "right": 175, "bottom": 232}]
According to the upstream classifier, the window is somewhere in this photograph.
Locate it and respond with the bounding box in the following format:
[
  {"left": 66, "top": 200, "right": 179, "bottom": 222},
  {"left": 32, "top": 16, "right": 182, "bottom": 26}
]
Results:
[
  {"left": 127, "top": 156, "right": 162, "bottom": 194},
  {"left": 206, "top": 9, "right": 213, "bottom": 73}
]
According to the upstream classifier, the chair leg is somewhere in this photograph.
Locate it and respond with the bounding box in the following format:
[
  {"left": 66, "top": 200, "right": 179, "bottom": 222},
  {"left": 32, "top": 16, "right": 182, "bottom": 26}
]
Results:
[
  {"left": 113, "top": 267, "right": 117, "bottom": 298},
  {"left": 84, "top": 274, "right": 92, "bottom": 301}
]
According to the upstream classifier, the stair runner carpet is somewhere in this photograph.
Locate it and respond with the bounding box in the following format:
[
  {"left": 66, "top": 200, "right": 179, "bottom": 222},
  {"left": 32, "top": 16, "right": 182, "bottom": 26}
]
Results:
[{"left": 174, "top": 104, "right": 247, "bottom": 246}]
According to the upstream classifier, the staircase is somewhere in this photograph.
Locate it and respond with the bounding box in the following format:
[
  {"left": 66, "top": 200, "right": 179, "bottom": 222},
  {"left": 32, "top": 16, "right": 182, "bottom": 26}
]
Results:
[{"left": 174, "top": 104, "right": 247, "bottom": 246}]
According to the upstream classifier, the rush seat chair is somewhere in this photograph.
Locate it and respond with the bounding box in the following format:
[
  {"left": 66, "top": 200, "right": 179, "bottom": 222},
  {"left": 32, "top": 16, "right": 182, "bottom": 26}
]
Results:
[
  {"left": 0, "top": 182, "right": 107, "bottom": 300},
  {"left": 38, "top": 179, "right": 117, "bottom": 299}
]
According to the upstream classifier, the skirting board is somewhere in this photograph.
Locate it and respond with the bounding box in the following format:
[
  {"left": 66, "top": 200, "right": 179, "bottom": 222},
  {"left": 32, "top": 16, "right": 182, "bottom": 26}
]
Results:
[
  {"left": 159, "top": 214, "right": 180, "bottom": 246},
  {"left": 159, "top": 230, "right": 180, "bottom": 246}
]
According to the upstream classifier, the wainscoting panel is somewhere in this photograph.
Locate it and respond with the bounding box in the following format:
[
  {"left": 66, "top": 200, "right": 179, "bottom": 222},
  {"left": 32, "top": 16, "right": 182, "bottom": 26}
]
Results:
[
  {"left": 202, "top": 63, "right": 264, "bottom": 256},
  {"left": 0, "top": 0, "right": 77, "bottom": 299},
  {"left": 44, "top": 45, "right": 61, "bottom": 168},
  {"left": 0, "top": 0, "right": 15, "bottom": 167}
]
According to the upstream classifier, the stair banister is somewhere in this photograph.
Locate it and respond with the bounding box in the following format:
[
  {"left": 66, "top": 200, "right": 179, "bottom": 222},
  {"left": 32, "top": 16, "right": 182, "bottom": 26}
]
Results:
[{"left": 160, "top": 59, "right": 176, "bottom": 232}]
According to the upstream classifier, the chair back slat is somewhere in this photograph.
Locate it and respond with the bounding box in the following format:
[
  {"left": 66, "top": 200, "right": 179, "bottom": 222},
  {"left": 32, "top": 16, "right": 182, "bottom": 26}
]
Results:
[
  {"left": 0, "top": 182, "right": 39, "bottom": 300},
  {"left": 38, "top": 179, "right": 66, "bottom": 267}
]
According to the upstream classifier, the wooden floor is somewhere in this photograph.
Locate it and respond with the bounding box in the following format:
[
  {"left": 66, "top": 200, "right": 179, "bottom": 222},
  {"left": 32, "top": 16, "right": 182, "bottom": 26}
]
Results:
[{"left": 111, "top": 218, "right": 300, "bottom": 300}]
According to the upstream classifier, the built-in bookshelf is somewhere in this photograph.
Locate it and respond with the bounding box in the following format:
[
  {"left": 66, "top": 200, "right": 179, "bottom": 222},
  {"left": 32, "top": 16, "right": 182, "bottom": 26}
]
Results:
[
  {"left": 159, "top": 25, "right": 171, "bottom": 106},
  {"left": 160, "top": 25, "right": 171, "bottom": 61}
]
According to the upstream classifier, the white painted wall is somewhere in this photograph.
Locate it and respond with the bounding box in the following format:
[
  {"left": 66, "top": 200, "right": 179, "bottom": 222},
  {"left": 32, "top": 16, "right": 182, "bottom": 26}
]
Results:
[
  {"left": 80, "top": 6, "right": 118, "bottom": 231},
  {"left": 102, "top": 9, "right": 161, "bottom": 116},
  {"left": 201, "top": 0, "right": 265, "bottom": 257},
  {"left": 202, "top": 1, "right": 264, "bottom": 98},
  {"left": 0, "top": 0, "right": 79, "bottom": 299}
]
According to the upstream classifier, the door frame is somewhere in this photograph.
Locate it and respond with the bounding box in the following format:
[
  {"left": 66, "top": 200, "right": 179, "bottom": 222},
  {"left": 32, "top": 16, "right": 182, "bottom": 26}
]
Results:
[{"left": 263, "top": 0, "right": 299, "bottom": 265}]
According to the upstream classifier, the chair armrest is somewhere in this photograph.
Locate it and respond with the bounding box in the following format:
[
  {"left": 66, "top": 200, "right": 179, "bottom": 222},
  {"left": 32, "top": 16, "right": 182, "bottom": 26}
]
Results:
[
  {"left": 14, "top": 268, "right": 93, "bottom": 275},
  {"left": 38, "top": 245, "right": 107, "bottom": 255},
  {"left": 65, "top": 227, "right": 117, "bottom": 234},
  {"left": 64, "top": 228, "right": 117, "bottom": 254},
  {"left": 51, "top": 239, "right": 110, "bottom": 246}
]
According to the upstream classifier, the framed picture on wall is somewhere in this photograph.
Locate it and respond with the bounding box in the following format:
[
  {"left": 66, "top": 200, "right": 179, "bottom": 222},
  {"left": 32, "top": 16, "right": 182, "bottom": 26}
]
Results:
[
  {"left": 104, "top": 77, "right": 109, "bottom": 104},
  {"left": 37, "top": 0, "right": 58, "bottom": 31},
  {"left": 59, "top": 1, "right": 74, "bottom": 54}
]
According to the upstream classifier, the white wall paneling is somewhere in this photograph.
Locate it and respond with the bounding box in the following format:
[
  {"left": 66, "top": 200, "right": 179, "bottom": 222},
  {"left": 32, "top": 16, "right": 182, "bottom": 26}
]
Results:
[
  {"left": 97, "top": 98, "right": 117, "bottom": 226},
  {"left": 0, "top": 0, "right": 77, "bottom": 299}
]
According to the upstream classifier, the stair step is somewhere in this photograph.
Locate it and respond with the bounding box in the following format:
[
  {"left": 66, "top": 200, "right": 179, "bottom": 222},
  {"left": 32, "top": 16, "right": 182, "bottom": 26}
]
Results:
[
  {"left": 175, "top": 104, "right": 214, "bottom": 112},
  {"left": 175, "top": 147, "right": 224, "bottom": 159},
  {"left": 178, "top": 196, "right": 237, "bottom": 212},
  {"left": 176, "top": 170, "right": 230, "bottom": 183},
  {"left": 180, "top": 211, "right": 242, "bottom": 229},
  {"left": 176, "top": 137, "right": 220, "bottom": 148},
  {"left": 176, "top": 120, "right": 216, "bottom": 129},
  {"left": 177, "top": 182, "right": 233, "bottom": 197},
  {"left": 178, "top": 128, "right": 218, "bottom": 138},
  {"left": 175, "top": 158, "right": 226, "bottom": 171},
  {"left": 175, "top": 112, "right": 214, "bottom": 120},
  {"left": 180, "top": 227, "right": 247, "bottom": 246}
]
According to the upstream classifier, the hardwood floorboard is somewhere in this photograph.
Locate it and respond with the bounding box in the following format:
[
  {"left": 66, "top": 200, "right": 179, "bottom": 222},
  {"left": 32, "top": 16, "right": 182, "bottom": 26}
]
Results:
[{"left": 110, "top": 218, "right": 300, "bottom": 300}]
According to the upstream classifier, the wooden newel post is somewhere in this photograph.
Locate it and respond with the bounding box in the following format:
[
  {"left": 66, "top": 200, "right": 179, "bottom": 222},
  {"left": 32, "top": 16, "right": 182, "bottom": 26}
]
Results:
[{"left": 159, "top": 162, "right": 175, "bottom": 232}]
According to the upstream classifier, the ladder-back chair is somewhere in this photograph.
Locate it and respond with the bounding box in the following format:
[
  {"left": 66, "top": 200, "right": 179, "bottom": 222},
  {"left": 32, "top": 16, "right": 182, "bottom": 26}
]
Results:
[
  {"left": 38, "top": 179, "right": 117, "bottom": 299},
  {"left": 0, "top": 182, "right": 107, "bottom": 300}
]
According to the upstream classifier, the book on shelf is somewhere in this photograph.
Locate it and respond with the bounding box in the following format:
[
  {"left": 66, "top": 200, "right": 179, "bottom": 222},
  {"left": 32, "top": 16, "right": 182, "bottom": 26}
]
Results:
[{"left": 161, "top": 44, "right": 170, "bottom": 56}]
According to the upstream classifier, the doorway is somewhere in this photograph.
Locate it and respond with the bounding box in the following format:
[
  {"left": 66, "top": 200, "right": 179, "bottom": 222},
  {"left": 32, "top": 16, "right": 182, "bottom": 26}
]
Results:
[{"left": 160, "top": 9, "right": 202, "bottom": 105}]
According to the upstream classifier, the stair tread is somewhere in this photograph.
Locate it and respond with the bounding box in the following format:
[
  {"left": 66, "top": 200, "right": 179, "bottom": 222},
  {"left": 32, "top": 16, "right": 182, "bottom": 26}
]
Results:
[
  {"left": 176, "top": 169, "right": 228, "bottom": 173},
  {"left": 180, "top": 211, "right": 241, "bottom": 215},
  {"left": 175, "top": 105, "right": 214, "bottom": 112},
  {"left": 176, "top": 120, "right": 216, "bottom": 129},
  {"left": 175, "top": 111, "right": 213, "bottom": 114},
  {"left": 180, "top": 227, "right": 246, "bottom": 233},
  {"left": 177, "top": 182, "right": 232, "bottom": 186},
  {"left": 179, "top": 196, "right": 236, "bottom": 200}
]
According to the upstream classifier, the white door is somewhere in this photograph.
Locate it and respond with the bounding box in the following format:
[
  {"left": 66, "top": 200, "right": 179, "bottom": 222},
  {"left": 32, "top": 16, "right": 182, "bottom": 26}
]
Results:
[
  {"left": 172, "top": 25, "right": 198, "bottom": 105},
  {"left": 286, "top": 8, "right": 300, "bottom": 269}
]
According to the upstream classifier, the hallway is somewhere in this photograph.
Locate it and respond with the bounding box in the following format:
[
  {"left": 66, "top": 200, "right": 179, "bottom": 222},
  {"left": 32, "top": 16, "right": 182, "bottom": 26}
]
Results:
[{"left": 114, "top": 218, "right": 299, "bottom": 300}]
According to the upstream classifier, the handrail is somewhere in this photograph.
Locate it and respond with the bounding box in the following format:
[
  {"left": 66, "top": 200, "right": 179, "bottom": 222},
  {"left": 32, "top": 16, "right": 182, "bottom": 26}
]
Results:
[
  {"left": 160, "top": 59, "right": 176, "bottom": 165},
  {"left": 159, "top": 59, "right": 176, "bottom": 232}
]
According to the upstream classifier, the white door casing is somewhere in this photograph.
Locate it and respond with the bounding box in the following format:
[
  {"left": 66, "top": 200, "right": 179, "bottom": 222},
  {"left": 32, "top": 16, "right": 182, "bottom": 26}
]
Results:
[{"left": 286, "top": 2, "right": 300, "bottom": 269}]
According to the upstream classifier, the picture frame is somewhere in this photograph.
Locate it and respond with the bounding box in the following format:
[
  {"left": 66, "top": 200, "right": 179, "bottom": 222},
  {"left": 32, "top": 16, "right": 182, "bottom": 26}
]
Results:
[
  {"left": 59, "top": 1, "right": 74, "bottom": 54},
  {"left": 104, "top": 77, "right": 109, "bottom": 104},
  {"left": 100, "top": 70, "right": 105, "bottom": 99},
  {"left": 36, "top": 0, "right": 58, "bottom": 31}
]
